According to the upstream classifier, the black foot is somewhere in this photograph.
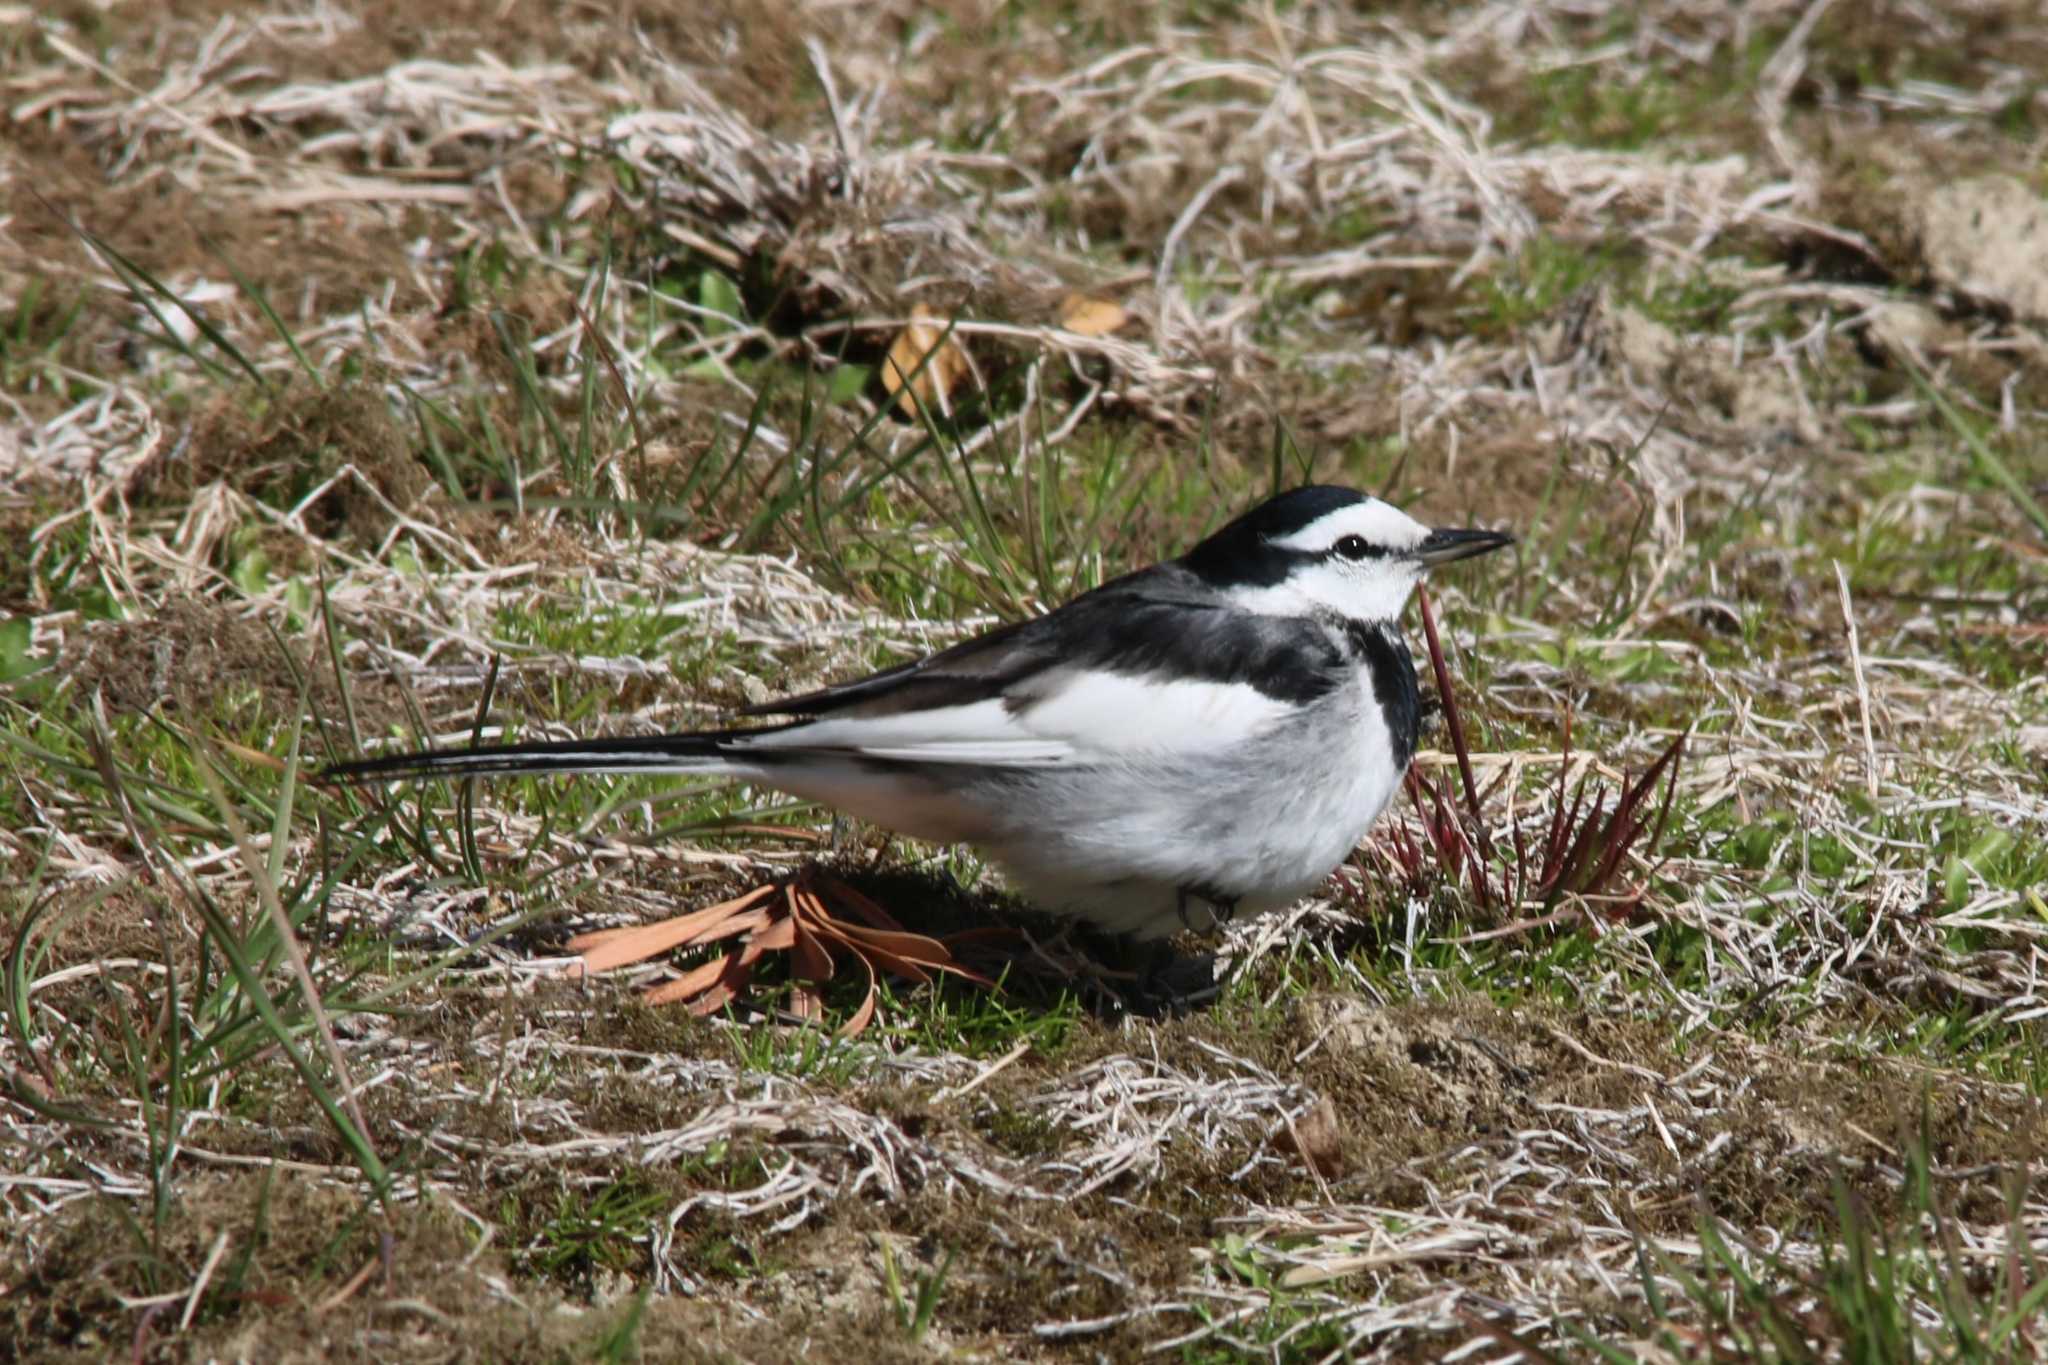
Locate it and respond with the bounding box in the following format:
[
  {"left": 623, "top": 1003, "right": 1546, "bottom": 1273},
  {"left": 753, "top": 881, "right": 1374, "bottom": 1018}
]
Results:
[
  {"left": 1126, "top": 938, "right": 1219, "bottom": 1018},
  {"left": 1063, "top": 925, "right": 1220, "bottom": 1019}
]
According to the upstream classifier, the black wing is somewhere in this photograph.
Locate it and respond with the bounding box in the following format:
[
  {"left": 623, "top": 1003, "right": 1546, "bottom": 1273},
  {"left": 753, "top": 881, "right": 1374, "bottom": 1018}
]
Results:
[{"left": 742, "top": 565, "right": 1347, "bottom": 720}]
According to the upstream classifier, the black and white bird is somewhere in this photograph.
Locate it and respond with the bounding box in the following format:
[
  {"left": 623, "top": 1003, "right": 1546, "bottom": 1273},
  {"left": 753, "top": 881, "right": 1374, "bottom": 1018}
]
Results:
[{"left": 326, "top": 486, "right": 1510, "bottom": 941}]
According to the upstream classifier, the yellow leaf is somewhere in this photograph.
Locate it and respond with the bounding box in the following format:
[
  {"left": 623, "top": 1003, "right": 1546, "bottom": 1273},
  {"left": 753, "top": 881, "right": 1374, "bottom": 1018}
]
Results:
[
  {"left": 1057, "top": 291, "right": 1127, "bottom": 337},
  {"left": 881, "top": 304, "right": 970, "bottom": 418}
]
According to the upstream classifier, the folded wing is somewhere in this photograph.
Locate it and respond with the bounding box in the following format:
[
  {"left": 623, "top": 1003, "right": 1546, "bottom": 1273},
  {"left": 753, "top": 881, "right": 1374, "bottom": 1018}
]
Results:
[{"left": 731, "top": 572, "right": 1343, "bottom": 768}]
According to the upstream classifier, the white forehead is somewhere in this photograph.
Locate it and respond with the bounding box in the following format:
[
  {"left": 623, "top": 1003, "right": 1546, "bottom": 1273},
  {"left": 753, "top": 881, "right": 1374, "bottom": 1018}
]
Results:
[{"left": 1268, "top": 497, "right": 1430, "bottom": 553}]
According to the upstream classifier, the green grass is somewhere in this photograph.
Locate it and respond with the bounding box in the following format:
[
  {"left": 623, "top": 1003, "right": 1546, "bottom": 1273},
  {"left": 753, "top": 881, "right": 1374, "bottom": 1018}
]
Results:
[
  {"left": 0, "top": 274, "right": 94, "bottom": 401},
  {"left": 2, "top": 715, "right": 400, "bottom": 1303},
  {"left": 8, "top": 9, "right": 2048, "bottom": 1355},
  {"left": 1173, "top": 1129, "right": 2048, "bottom": 1362},
  {"left": 1593, "top": 1140, "right": 2048, "bottom": 1362},
  {"left": 1482, "top": 19, "right": 1780, "bottom": 153},
  {"left": 879, "top": 1236, "right": 954, "bottom": 1344},
  {"left": 488, "top": 591, "right": 747, "bottom": 665},
  {"left": 520, "top": 1176, "right": 668, "bottom": 1285},
  {"left": 872, "top": 969, "right": 1085, "bottom": 1061},
  {"left": 1174, "top": 1234, "right": 1372, "bottom": 1361},
  {"left": 727, "top": 1022, "right": 873, "bottom": 1083}
]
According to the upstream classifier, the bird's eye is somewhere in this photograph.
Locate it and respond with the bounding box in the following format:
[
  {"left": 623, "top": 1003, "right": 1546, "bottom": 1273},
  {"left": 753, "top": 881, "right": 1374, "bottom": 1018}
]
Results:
[{"left": 1334, "top": 534, "right": 1373, "bottom": 560}]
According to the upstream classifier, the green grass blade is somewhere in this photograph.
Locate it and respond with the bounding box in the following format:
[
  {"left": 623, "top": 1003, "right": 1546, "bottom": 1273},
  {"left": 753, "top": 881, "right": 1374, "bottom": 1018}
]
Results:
[
  {"left": 207, "top": 240, "right": 324, "bottom": 387},
  {"left": 1909, "top": 358, "right": 2048, "bottom": 537},
  {"left": 72, "top": 220, "right": 266, "bottom": 388},
  {"left": 187, "top": 737, "right": 391, "bottom": 1198}
]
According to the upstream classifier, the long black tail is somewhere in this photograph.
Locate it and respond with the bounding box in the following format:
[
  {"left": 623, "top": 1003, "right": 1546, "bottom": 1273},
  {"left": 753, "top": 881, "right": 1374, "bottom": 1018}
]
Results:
[{"left": 319, "top": 731, "right": 750, "bottom": 786}]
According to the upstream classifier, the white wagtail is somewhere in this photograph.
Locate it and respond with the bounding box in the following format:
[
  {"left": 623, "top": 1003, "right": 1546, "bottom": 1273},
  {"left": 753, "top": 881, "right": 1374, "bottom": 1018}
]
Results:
[{"left": 326, "top": 486, "right": 1511, "bottom": 941}]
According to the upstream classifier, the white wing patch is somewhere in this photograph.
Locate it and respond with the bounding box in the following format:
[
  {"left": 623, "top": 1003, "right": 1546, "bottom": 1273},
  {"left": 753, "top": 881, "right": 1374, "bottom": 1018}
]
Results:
[
  {"left": 1015, "top": 669, "right": 1291, "bottom": 755},
  {"left": 731, "top": 699, "right": 1076, "bottom": 767},
  {"left": 725, "top": 673, "right": 1289, "bottom": 767}
]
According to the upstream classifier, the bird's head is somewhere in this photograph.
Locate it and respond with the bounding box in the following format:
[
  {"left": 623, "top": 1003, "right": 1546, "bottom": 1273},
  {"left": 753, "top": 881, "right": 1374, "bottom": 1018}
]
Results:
[{"left": 1183, "top": 485, "right": 1513, "bottom": 621}]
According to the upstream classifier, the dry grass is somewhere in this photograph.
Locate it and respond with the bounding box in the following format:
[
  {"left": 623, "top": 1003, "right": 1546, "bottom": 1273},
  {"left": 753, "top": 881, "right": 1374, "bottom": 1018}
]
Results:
[{"left": 3, "top": 0, "right": 2046, "bottom": 1360}]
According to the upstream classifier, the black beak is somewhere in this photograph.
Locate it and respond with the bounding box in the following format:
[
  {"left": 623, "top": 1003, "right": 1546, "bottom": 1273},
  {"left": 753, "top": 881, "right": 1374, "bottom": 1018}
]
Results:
[{"left": 1415, "top": 527, "right": 1515, "bottom": 568}]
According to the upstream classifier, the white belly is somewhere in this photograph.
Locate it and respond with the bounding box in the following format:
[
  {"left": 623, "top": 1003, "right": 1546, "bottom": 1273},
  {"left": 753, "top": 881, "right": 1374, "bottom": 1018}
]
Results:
[
  {"left": 729, "top": 674, "right": 1406, "bottom": 942},
  {"left": 978, "top": 681, "right": 1405, "bottom": 939}
]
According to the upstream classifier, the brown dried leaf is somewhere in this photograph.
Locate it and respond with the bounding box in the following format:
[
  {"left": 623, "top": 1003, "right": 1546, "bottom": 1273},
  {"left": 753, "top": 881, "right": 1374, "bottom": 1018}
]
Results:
[
  {"left": 939, "top": 925, "right": 1027, "bottom": 954},
  {"left": 685, "top": 955, "right": 755, "bottom": 1016},
  {"left": 1273, "top": 1097, "right": 1346, "bottom": 1179},
  {"left": 790, "top": 903, "right": 837, "bottom": 983},
  {"left": 881, "top": 303, "right": 970, "bottom": 418},
  {"left": 804, "top": 878, "right": 1001, "bottom": 987},
  {"left": 683, "top": 906, "right": 774, "bottom": 950},
  {"left": 787, "top": 881, "right": 830, "bottom": 923},
  {"left": 566, "top": 885, "right": 777, "bottom": 974},
  {"left": 748, "top": 910, "right": 798, "bottom": 954},
  {"left": 566, "top": 885, "right": 772, "bottom": 952},
  {"left": 639, "top": 950, "right": 736, "bottom": 1006},
  {"left": 808, "top": 916, "right": 935, "bottom": 986},
  {"left": 852, "top": 923, "right": 998, "bottom": 988},
  {"left": 828, "top": 921, "right": 954, "bottom": 961},
  {"left": 1057, "top": 291, "right": 1127, "bottom": 337},
  {"left": 838, "top": 955, "right": 879, "bottom": 1039},
  {"left": 809, "top": 871, "right": 908, "bottom": 932}
]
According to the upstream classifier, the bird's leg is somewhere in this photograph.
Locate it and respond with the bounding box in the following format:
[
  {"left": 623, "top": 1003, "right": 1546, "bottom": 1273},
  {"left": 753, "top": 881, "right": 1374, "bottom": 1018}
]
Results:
[
  {"left": 1133, "top": 937, "right": 1183, "bottom": 1016},
  {"left": 1128, "top": 936, "right": 1221, "bottom": 1017},
  {"left": 1177, "top": 883, "right": 1239, "bottom": 931}
]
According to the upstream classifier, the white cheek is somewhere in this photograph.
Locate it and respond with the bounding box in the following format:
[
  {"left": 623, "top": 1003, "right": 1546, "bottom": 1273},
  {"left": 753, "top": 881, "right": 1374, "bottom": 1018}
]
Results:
[
  {"left": 1331, "top": 562, "right": 1419, "bottom": 619},
  {"left": 1310, "top": 557, "right": 1413, "bottom": 614},
  {"left": 1227, "top": 560, "right": 1418, "bottom": 620}
]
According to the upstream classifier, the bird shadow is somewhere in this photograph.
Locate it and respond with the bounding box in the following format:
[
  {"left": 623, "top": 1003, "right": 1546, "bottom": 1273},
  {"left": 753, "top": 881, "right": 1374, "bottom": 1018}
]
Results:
[{"left": 822, "top": 860, "right": 1221, "bottom": 1021}]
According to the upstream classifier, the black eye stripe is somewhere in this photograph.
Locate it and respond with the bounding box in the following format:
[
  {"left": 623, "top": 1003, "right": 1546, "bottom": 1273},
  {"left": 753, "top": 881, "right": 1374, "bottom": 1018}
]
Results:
[{"left": 1331, "top": 534, "right": 1380, "bottom": 561}]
